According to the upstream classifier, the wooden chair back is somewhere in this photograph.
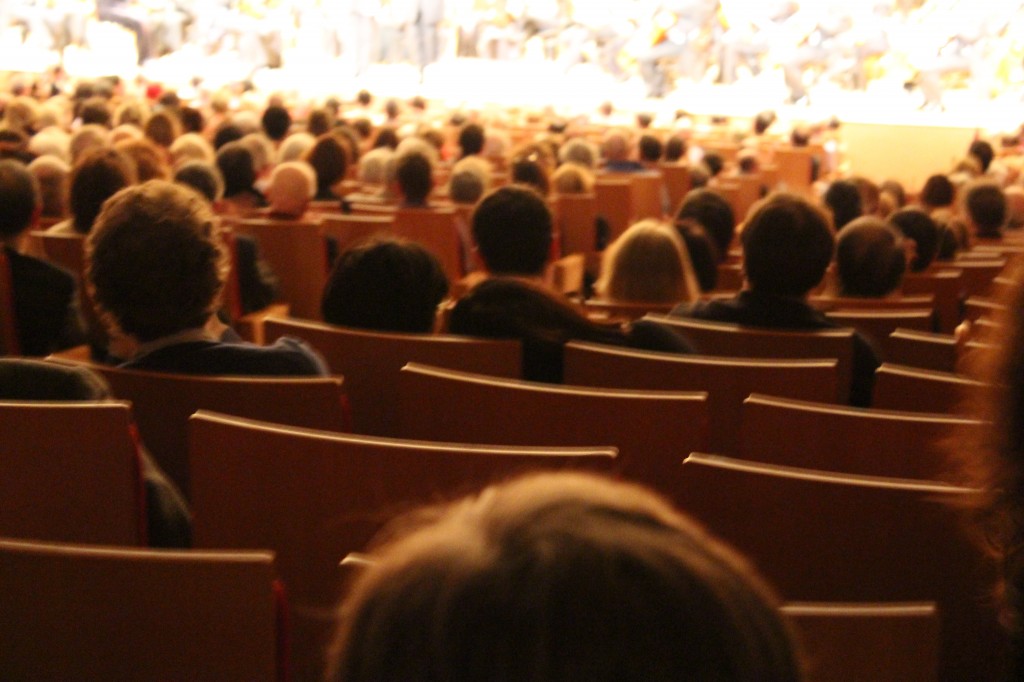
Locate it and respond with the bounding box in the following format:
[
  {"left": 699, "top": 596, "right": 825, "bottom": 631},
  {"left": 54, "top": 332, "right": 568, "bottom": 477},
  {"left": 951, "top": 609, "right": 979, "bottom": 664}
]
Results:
[
  {"left": 189, "top": 410, "right": 615, "bottom": 681},
  {"left": 594, "top": 178, "right": 633, "bottom": 239},
  {"left": 553, "top": 193, "right": 598, "bottom": 255},
  {"left": 950, "top": 260, "right": 1007, "bottom": 298},
  {"left": 319, "top": 213, "right": 394, "bottom": 265},
  {"left": 773, "top": 147, "right": 815, "bottom": 196},
  {"left": 582, "top": 299, "right": 676, "bottom": 322},
  {"left": 810, "top": 294, "right": 936, "bottom": 312},
  {"left": 396, "top": 362, "right": 708, "bottom": 494},
  {"left": 677, "top": 453, "right": 1003, "bottom": 681},
  {"left": 886, "top": 328, "right": 959, "bottom": 373},
  {"left": 0, "top": 248, "right": 19, "bottom": 355},
  {"left": 872, "top": 363, "right": 985, "bottom": 414},
  {"left": 903, "top": 270, "right": 962, "bottom": 333},
  {"left": 739, "top": 393, "right": 983, "bottom": 479},
  {"left": 645, "top": 315, "right": 854, "bottom": 403},
  {"left": 782, "top": 602, "right": 939, "bottom": 682},
  {"left": 263, "top": 316, "right": 520, "bottom": 436},
  {"left": 390, "top": 207, "right": 465, "bottom": 282},
  {"left": 53, "top": 360, "right": 347, "bottom": 499},
  {"left": 563, "top": 341, "right": 837, "bottom": 455},
  {"left": 823, "top": 309, "right": 935, "bottom": 353},
  {"left": 232, "top": 218, "right": 328, "bottom": 320},
  {"left": 715, "top": 263, "right": 744, "bottom": 291},
  {"left": 0, "top": 400, "right": 144, "bottom": 545},
  {"left": 0, "top": 538, "right": 283, "bottom": 681},
  {"left": 963, "top": 295, "right": 1004, "bottom": 323},
  {"left": 659, "top": 162, "right": 691, "bottom": 211},
  {"left": 627, "top": 172, "right": 666, "bottom": 220}
]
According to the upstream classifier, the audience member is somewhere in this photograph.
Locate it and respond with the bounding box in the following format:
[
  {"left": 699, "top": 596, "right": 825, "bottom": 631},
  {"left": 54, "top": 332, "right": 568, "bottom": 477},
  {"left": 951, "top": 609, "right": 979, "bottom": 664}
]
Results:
[
  {"left": 671, "top": 193, "right": 879, "bottom": 406},
  {"left": 115, "top": 137, "right": 171, "bottom": 181},
  {"left": 471, "top": 185, "right": 552, "bottom": 278},
  {"left": 328, "top": 471, "right": 802, "bottom": 682},
  {"left": 305, "top": 133, "right": 349, "bottom": 200},
  {"left": 448, "top": 156, "right": 491, "bottom": 204},
  {"left": 49, "top": 147, "right": 135, "bottom": 235},
  {"left": 674, "top": 217, "right": 719, "bottom": 292},
  {"left": 822, "top": 179, "right": 862, "bottom": 230},
  {"left": 263, "top": 161, "right": 316, "bottom": 218},
  {"left": 216, "top": 141, "right": 265, "bottom": 214},
  {"left": 601, "top": 128, "right": 644, "bottom": 172},
  {"left": 321, "top": 238, "right": 448, "bottom": 333},
  {"left": 86, "top": 180, "right": 326, "bottom": 375},
  {"left": 27, "top": 154, "right": 70, "bottom": 221},
  {"left": 0, "top": 159, "right": 84, "bottom": 355},
  {"left": 596, "top": 219, "right": 700, "bottom": 304},
  {"left": 675, "top": 188, "right": 736, "bottom": 262},
  {"left": 963, "top": 180, "right": 1008, "bottom": 240},
  {"left": 889, "top": 207, "right": 940, "bottom": 272},
  {"left": 835, "top": 217, "right": 907, "bottom": 298},
  {"left": 394, "top": 151, "right": 434, "bottom": 208}
]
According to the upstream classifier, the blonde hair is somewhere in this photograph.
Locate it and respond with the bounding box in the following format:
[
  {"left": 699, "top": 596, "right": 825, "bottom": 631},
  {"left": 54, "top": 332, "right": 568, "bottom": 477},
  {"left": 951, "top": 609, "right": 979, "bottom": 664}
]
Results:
[
  {"left": 596, "top": 220, "right": 700, "bottom": 304},
  {"left": 551, "top": 163, "right": 595, "bottom": 195}
]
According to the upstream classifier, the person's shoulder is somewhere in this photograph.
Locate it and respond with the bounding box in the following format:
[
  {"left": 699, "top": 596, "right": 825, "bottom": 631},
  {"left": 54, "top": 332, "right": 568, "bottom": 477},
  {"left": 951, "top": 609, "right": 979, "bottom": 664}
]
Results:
[
  {"left": 669, "top": 295, "right": 738, "bottom": 320},
  {"left": 627, "top": 319, "right": 695, "bottom": 355},
  {"left": 6, "top": 248, "right": 75, "bottom": 289},
  {"left": 258, "top": 336, "right": 330, "bottom": 375}
]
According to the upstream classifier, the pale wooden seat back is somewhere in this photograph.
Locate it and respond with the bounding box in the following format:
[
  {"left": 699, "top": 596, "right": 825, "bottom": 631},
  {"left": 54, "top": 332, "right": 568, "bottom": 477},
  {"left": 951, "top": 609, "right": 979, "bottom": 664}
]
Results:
[
  {"left": 903, "top": 270, "right": 962, "bottom": 333},
  {"left": 872, "top": 363, "right": 985, "bottom": 414},
  {"left": 582, "top": 299, "right": 676, "bottom": 322},
  {"left": 659, "top": 162, "right": 691, "bottom": 211},
  {"left": 0, "top": 538, "right": 282, "bottom": 681},
  {"left": 739, "top": 393, "right": 983, "bottom": 479},
  {"left": 823, "top": 309, "right": 935, "bottom": 354},
  {"left": 950, "top": 259, "right": 1007, "bottom": 298},
  {"left": 396, "top": 361, "right": 709, "bottom": 493},
  {"left": 0, "top": 401, "right": 143, "bottom": 545},
  {"left": 594, "top": 178, "right": 633, "bottom": 239},
  {"left": 963, "top": 295, "right": 1004, "bottom": 323},
  {"left": 553, "top": 193, "right": 598, "bottom": 255},
  {"left": 390, "top": 207, "right": 465, "bottom": 282},
  {"left": 231, "top": 218, "right": 328, "bottom": 320},
  {"left": 810, "top": 294, "right": 936, "bottom": 312},
  {"left": 563, "top": 341, "right": 837, "bottom": 455},
  {"left": 782, "top": 602, "right": 939, "bottom": 682},
  {"left": 773, "top": 147, "right": 815, "bottom": 196},
  {"left": 677, "top": 453, "right": 1003, "bottom": 681},
  {"left": 319, "top": 213, "right": 394, "bottom": 264},
  {"left": 645, "top": 315, "right": 854, "bottom": 403},
  {"left": 51, "top": 360, "right": 347, "bottom": 499},
  {"left": 886, "top": 328, "right": 959, "bottom": 373},
  {"left": 627, "top": 172, "right": 665, "bottom": 220},
  {"left": 263, "top": 316, "right": 520, "bottom": 436},
  {"left": 189, "top": 410, "right": 615, "bottom": 681}
]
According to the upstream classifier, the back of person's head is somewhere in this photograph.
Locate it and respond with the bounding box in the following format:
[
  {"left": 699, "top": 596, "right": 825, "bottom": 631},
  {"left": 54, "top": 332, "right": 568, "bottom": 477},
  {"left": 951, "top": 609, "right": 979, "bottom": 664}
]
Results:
[
  {"left": 823, "top": 179, "right": 862, "bottom": 230},
  {"left": 742, "top": 193, "right": 834, "bottom": 297},
  {"left": 372, "top": 126, "right": 399, "bottom": 151},
  {"left": 173, "top": 160, "right": 224, "bottom": 203},
  {"left": 849, "top": 176, "right": 880, "bottom": 216},
  {"left": 265, "top": 161, "right": 315, "bottom": 215},
  {"left": 738, "top": 149, "right": 760, "bottom": 175},
  {"left": 115, "top": 137, "right": 170, "bottom": 182},
  {"left": 674, "top": 218, "right": 719, "bottom": 292},
  {"left": 597, "top": 220, "right": 699, "bottom": 304},
  {"left": 448, "top": 156, "right": 491, "bottom": 204},
  {"left": 261, "top": 104, "right": 292, "bottom": 142},
  {"left": 0, "top": 159, "right": 39, "bottom": 239},
  {"left": 664, "top": 134, "right": 687, "bottom": 162},
  {"left": 676, "top": 188, "right": 735, "bottom": 261},
  {"left": 69, "top": 124, "right": 111, "bottom": 164},
  {"left": 277, "top": 131, "right": 316, "bottom": 164},
  {"left": 69, "top": 147, "right": 136, "bottom": 234},
  {"left": 144, "top": 110, "right": 181, "bottom": 148},
  {"left": 472, "top": 185, "right": 553, "bottom": 276},
  {"left": 835, "top": 217, "right": 906, "bottom": 297},
  {"left": 702, "top": 152, "right": 725, "bottom": 177},
  {"left": 449, "top": 277, "right": 622, "bottom": 382},
  {"left": 357, "top": 147, "right": 394, "bottom": 185},
  {"left": 216, "top": 141, "right": 257, "bottom": 197},
  {"left": 920, "top": 174, "right": 955, "bottom": 209},
  {"left": 304, "top": 133, "right": 349, "bottom": 197},
  {"left": 213, "top": 122, "right": 245, "bottom": 150},
  {"left": 169, "top": 132, "right": 215, "bottom": 166},
  {"left": 889, "top": 207, "right": 939, "bottom": 272},
  {"left": 78, "top": 96, "right": 111, "bottom": 127},
  {"left": 329, "top": 471, "right": 802, "bottom": 682},
  {"left": 321, "top": 238, "right": 449, "bottom": 333},
  {"left": 356, "top": 89, "right": 372, "bottom": 107},
  {"left": 638, "top": 134, "right": 663, "bottom": 163},
  {"left": 87, "top": 180, "right": 226, "bottom": 343},
  {"left": 511, "top": 155, "right": 550, "bottom": 196},
  {"left": 27, "top": 154, "right": 70, "bottom": 219},
  {"left": 394, "top": 151, "right": 433, "bottom": 205},
  {"left": 551, "top": 162, "right": 594, "bottom": 195},
  {"left": 558, "top": 137, "right": 598, "bottom": 169},
  {"left": 968, "top": 139, "right": 995, "bottom": 173},
  {"left": 458, "top": 122, "right": 485, "bottom": 158},
  {"left": 601, "top": 129, "right": 631, "bottom": 162},
  {"left": 754, "top": 110, "right": 777, "bottom": 135},
  {"left": 0, "top": 357, "right": 111, "bottom": 400},
  {"left": 963, "top": 181, "right": 1007, "bottom": 237}
]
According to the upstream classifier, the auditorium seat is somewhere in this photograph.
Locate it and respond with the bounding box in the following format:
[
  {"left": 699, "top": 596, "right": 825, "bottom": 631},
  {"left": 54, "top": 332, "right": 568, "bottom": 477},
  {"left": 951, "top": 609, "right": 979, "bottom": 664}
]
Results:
[
  {"left": 48, "top": 359, "right": 347, "bottom": 499},
  {"left": 263, "top": 316, "right": 521, "bottom": 436},
  {"left": 389, "top": 207, "right": 465, "bottom": 283},
  {"left": 782, "top": 602, "right": 939, "bottom": 682},
  {"left": 188, "top": 410, "right": 615, "bottom": 682},
  {"left": 902, "top": 270, "right": 963, "bottom": 334},
  {"left": 823, "top": 309, "right": 935, "bottom": 353},
  {"left": 552, "top": 192, "right": 598, "bottom": 255},
  {"left": 676, "top": 453, "right": 1004, "bottom": 681},
  {"left": 0, "top": 538, "right": 283, "bottom": 681},
  {"left": 563, "top": 341, "right": 837, "bottom": 455},
  {"left": 594, "top": 177, "right": 633, "bottom": 239},
  {"left": 872, "top": 363, "right": 985, "bottom": 414},
  {"left": 318, "top": 213, "right": 394, "bottom": 265},
  {"left": 658, "top": 162, "right": 692, "bottom": 211},
  {"left": 644, "top": 315, "right": 854, "bottom": 404},
  {"left": 396, "top": 361, "right": 709, "bottom": 493},
  {"left": 0, "top": 400, "right": 144, "bottom": 545},
  {"left": 582, "top": 298, "right": 675, "bottom": 322},
  {"left": 884, "top": 328, "right": 959, "bottom": 373},
  {"left": 738, "top": 393, "right": 983, "bottom": 479}
]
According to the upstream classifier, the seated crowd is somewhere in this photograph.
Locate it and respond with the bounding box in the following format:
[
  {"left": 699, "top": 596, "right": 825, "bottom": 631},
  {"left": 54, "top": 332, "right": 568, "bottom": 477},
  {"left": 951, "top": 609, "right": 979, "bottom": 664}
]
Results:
[{"left": 4, "top": 75, "right": 1024, "bottom": 678}]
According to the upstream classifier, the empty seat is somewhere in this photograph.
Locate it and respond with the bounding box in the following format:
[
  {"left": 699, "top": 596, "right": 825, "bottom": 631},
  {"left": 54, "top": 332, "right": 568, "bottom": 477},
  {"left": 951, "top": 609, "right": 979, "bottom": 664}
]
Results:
[
  {"left": 872, "top": 363, "right": 985, "bottom": 414},
  {"left": 0, "top": 538, "right": 283, "bottom": 681},
  {"left": 189, "top": 409, "right": 615, "bottom": 681},
  {"left": 886, "top": 328, "right": 959, "bottom": 373}
]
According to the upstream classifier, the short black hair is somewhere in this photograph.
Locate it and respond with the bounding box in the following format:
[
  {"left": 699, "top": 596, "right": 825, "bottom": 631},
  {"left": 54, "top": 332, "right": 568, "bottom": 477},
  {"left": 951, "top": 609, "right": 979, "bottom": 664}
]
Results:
[
  {"left": 664, "top": 135, "right": 687, "bottom": 162},
  {"left": 968, "top": 139, "right": 995, "bottom": 173},
  {"left": 964, "top": 181, "right": 1007, "bottom": 237},
  {"left": 836, "top": 217, "right": 906, "bottom": 297},
  {"left": 69, "top": 148, "right": 135, "bottom": 234},
  {"left": 261, "top": 105, "right": 292, "bottom": 141},
  {"left": 215, "top": 141, "right": 256, "bottom": 197},
  {"left": 321, "top": 238, "right": 449, "bottom": 333},
  {"left": 741, "top": 193, "right": 834, "bottom": 297},
  {"left": 676, "top": 189, "right": 735, "bottom": 261},
  {"left": 213, "top": 122, "right": 245, "bottom": 150},
  {"left": 638, "top": 134, "right": 663, "bottom": 163},
  {"left": 458, "top": 123, "right": 485, "bottom": 157},
  {"left": 919, "top": 174, "right": 954, "bottom": 208},
  {"left": 823, "top": 179, "right": 862, "bottom": 230},
  {"left": 889, "top": 207, "right": 939, "bottom": 272},
  {"left": 395, "top": 152, "right": 433, "bottom": 205},
  {"left": 0, "top": 159, "right": 39, "bottom": 238},
  {"left": 174, "top": 161, "right": 223, "bottom": 203},
  {"left": 472, "top": 186, "right": 552, "bottom": 276}
]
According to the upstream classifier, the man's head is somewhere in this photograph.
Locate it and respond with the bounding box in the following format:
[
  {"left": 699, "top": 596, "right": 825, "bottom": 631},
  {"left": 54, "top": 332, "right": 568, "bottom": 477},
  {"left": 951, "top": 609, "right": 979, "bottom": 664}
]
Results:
[
  {"left": 472, "top": 185, "right": 553, "bottom": 276},
  {"left": 963, "top": 181, "right": 1007, "bottom": 238},
  {"left": 835, "top": 217, "right": 906, "bottom": 297},
  {"left": 87, "top": 180, "right": 228, "bottom": 342},
  {"left": 741, "top": 193, "right": 834, "bottom": 297},
  {"left": 889, "top": 207, "right": 939, "bottom": 272},
  {"left": 395, "top": 151, "right": 434, "bottom": 206},
  {"left": 0, "top": 160, "right": 40, "bottom": 240},
  {"left": 261, "top": 104, "right": 292, "bottom": 142},
  {"left": 265, "top": 161, "right": 315, "bottom": 217}
]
